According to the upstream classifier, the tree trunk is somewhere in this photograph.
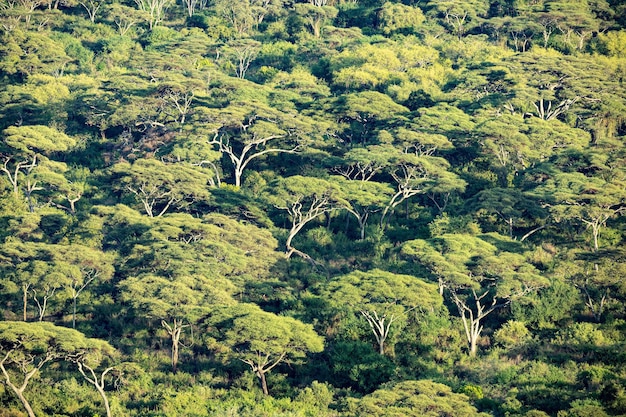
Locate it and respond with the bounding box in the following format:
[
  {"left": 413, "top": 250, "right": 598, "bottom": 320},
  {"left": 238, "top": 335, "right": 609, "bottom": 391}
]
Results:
[
  {"left": 72, "top": 296, "right": 78, "bottom": 328},
  {"left": 171, "top": 327, "right": 181, "bottom": 373},
  {"left": 258, "top": 370, "right": 269, "bottom": 395},
  {"left": 12, "top": 387, "right": 35, "bottom": 417},
  {"left": 76, "top": 362, "right": 115, "bottom": 417},
  {"left": 22, "top": 285, "right": 29, "bottom": 321},
  {"left": 95, "top": 382, "right": 112, "bottom": 417},
  {"left": 469, "top": 335, "right": 478, "bottom": 357},
  {"left": 0, "top": 361, "right": 37, "bottom": 417}
]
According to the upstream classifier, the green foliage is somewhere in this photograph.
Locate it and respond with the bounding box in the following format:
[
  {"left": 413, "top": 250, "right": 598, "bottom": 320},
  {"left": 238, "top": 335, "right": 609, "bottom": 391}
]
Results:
[
  {"left": 345, "top": 380, "right": 491, "bottom": 416},
  {"left": 0, "top": 0, "right": 625, "bottom": 415}
]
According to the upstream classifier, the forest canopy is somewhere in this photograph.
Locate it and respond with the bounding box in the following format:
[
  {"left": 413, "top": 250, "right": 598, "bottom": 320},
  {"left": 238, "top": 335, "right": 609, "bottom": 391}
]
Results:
[{"left": 0, "top": 0, "right": 625, "bottom": 416}]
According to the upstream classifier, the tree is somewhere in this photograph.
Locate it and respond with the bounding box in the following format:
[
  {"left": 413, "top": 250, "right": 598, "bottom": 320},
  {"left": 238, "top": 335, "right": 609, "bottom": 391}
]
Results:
[
  {"left": 294, "top": 3, "right": 338, "bottom": 38},
  {"left": 203, "top": 303, "right": 324, "bottom": 395},
  {"left": 332, "top": 176, "right": 393, "bottom": 240},
  {"left": 78, "top": 0, "right": 105, "bottom": 22},
  {"left": 119, "top": 274, "right": 233, "bottom": 372},
  {"left": 265, "top": 176, "right": 346, "bottom": 260},
  {"left": 473, "top": 114, "right": 534, "bottom": 187},
  {"left": 533, "top": 172, "right": 626, "bottom": 252},
  {"left": 552, "top": 248, "right": 626, "bottom": 322},
  {"left": 224, "top": 39, "right": 261, "bottom": 79},
  {"left": 426, "top": 0, "right": 490, "bottom": 40},
  {"left": 134, "top": 0, "right": 172, "bottom": 29},
  {"left": 203, "top": 100, "right": 320, "bottom": 187},
  {"left": 381, "top": 151, "right": 466, "bottom": 226},
  {"left": 1, "top": 125, "right": 77, "bottom": 205},
  {"left": 322, "top": 269, "right": 442, "bottom": 355},
  {"left": 52, "top": 245, "right": 115, "bottom": 328},
  {"left": 111, "top": 159, "right": 212, "bottom": 217},
  {"left": 402, "top": 233, "right": 548, "bottom": 356},
  {"left": 324, "top": 92, "right": 409, "bottom": 145},
  {"left": 470, "top": 187, "right": 547, "bottom": 239},
  {"left": 67, "top": 338, "right": 119, "bottom": 417},
  {"left": 0, "top": 321, "right": 112, "bottom": 417},
  {"left": 0, "top": 241, "right": 72, "bottom": 321},
  {"left": 377, "top": 2, "right": 425, "bottom": 35},
  {"left": 116, "top": 213, "right": 280, "bottom": 371},
  {"left": 213, "top": 0, "right": 255, "bottom": 35},
  {"left": 104, "top": 4, "right": 144, "bottom": 35}
]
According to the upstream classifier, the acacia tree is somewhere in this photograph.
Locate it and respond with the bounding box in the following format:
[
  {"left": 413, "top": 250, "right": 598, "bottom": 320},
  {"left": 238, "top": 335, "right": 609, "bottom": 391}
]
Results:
[
  {"left": 333, "top": 177, "right": 393, "bottom": 240},
  {"left": 294, "top": 3, "right": 338, "bottom": 37},
  {"left": 470, "top": 188, "right": 548, "bottom": 239},
  {"left": 119, "top": 274, "right": 232, "bottom": 372},
  {"left": 111, "top": 159, "right": 212, "bottom": 217},
  {"left": 322, "top": 269, "right": 442, "bottom": 355},
  {"left": 0, "top": 241, "right": 71, "bottom": 322},
  {"left": 347, "top": 380, "right": 491, "bottom": 417},
  {"left": 52, "top": 245, "right": 115, "bottom": 328},
  {"left": 134, "top": 0, "right": 172, "bottom": 29},
  {"left": 265, "top": 176, "right": 347, "bottom": 260},
  {"left": 0, "top": 321, "right": 113, "bottom": 417},
  {"left": 116, "top": 213, "right": 279, "bottom": 371},
  {"left": 402, "top": 233, "right": 547, "bottom": 356},
  {"left": 67, "top": 338, "right": 119, "bottom": 417},
  {"left": 381, "top": 151, "right": 466, "bottom": 227},
  {"left": 203, "top": 101, "right": 321, "bottom": 188},
  {"left": 204, "top": 303, "right": 324, "bottom": 395},
  {"left": 534, "top": 172, "right": 626, "bottom": 252},
  {"left": 1, "top": 125, "right": 77, "bottom": 206}
]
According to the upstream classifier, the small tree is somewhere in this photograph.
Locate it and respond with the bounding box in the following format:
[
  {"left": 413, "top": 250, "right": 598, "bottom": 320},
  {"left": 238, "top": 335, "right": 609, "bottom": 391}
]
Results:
[
  {"left": 204, "top": 303, "right": 324, "bottom": 395},
  {"left": 265, "top": 176, "right": 347, "bottom": 260},
  {"left": 323, "top": 269, "right": 442, "bottom": 355},
  {"left": 67, "top": 339, "right": 119, "bottom": 417}
]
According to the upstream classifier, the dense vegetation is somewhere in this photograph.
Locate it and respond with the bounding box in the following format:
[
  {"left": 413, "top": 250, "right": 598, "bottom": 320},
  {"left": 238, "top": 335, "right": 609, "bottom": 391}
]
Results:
[{"left": 0, "top": 0, "right": 625, "bottom": 415}]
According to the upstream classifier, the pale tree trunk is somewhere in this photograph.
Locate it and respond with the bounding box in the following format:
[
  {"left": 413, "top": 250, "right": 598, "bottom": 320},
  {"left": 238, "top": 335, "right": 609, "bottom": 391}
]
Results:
[
  {"left": 0, "top": 351, "right": 55, "bottom": 417},
  {"left": 345, "top": 207, "right": 371, "bottom": 240},
  {"left": 242, "top": 351, "right": 286, "bottom": 396},
  {"left": 360, "top": 310, "right": 397, "bottom": 355},
  {"left": 32, "top": 286, "right": 58, "bottom": 321},
  {"left": 258, "top": 370, "right": 269, "bottom": 395},
  {"left": 76, "top": 362, "right": 114, "bottom": 417},
  {"left": 578, "top": 279, "right": 607, "bottom": 322},
  {"left": 450, "top": 289, "right": 499, "bottom": 357},
  {"left": 70, "top": 273, "right": 97, "bottom": 328},
  {"left": 162, "top": 319, "right": 189, "bottom": 373},
  {"left": 2, "top": 156, "right": 37, "bottom": 198},
  {"left": 282, "top": 197, "right": 333, "bottom": 259},
  {"left": 208, "top": 132, "right": 296, "bottom": 188},
  {"left": 380, "top": 163, "right": 427, "bottom": 227}
]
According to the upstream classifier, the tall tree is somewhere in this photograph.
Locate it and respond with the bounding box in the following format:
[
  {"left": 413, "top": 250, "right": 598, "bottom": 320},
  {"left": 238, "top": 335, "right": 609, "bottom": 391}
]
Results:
[
  {"left": 533, "top": 172, "right": 626, "bottom": 252},
  {"left": 0, "top": 241, "right": 72, "bottom": 321},
  {"left": 67, "top": 337, "right": 119, "bottom": 417},
  {"left": 52, "top": 245, "right": 115, "bottom": 328},
  {"left": 1, "top": 125, "right": 77, "bottom": 207},
  {"left": 203, "top": 100, "right": 322, "bottom": 187},
  {"left": 402, "top": 233, "right": 548, "bottom": 355},
  {"left": 119, "top": 273, "right": 233, "bottom": 372},
  {"left": 111, "top": 159, "right": 212, "bottom": 217}
]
